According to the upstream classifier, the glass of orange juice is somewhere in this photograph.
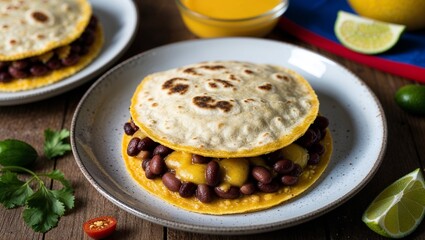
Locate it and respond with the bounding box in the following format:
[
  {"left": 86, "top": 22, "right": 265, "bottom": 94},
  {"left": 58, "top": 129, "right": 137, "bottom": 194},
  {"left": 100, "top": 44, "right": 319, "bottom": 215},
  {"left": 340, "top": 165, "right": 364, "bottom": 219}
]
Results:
[{"left": 176, "top": 0, "right": 289, "bottom": 38}]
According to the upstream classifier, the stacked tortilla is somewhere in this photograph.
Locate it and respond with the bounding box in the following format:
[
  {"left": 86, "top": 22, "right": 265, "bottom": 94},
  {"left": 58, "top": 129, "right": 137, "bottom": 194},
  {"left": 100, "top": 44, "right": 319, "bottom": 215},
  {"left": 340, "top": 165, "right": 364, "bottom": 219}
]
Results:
[
  {"left": 122, "top": 61, "right": 332, "bottom": 214},
  {"left": 0, "top": 0, "right": 103, "bottom": 91}
]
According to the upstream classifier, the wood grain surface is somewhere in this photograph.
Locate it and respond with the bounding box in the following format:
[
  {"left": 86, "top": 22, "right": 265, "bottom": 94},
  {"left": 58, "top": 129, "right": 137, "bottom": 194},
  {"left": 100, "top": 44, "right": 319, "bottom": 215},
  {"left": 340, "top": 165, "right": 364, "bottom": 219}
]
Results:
[{"left": 1, "top": 0, "right": 424, "bottom": 239}]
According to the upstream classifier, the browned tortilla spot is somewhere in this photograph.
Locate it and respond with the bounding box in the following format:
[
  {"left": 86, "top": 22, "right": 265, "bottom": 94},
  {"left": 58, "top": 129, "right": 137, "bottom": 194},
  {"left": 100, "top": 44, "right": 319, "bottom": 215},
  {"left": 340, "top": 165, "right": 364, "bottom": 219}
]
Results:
[
  {"left": 258, "top": 83, "right": 273, "bottom": 91},
  {"left": 193, "top": 96, "right": 233, "bottom": 112},
  {"left": 212, "top": 79, "right": 234, "bottom": 88},
  {"left": 162, "top": 78, "right": 189, "bottom": 95},
  {"left": 200, "top": 65, "right": 226, "bottom": 70},
  {"left": 32, "top": 11, "right": 49, "bottom": 22},
  {"left": 183, "top": 67, "right": 202, "bottom": 76}
]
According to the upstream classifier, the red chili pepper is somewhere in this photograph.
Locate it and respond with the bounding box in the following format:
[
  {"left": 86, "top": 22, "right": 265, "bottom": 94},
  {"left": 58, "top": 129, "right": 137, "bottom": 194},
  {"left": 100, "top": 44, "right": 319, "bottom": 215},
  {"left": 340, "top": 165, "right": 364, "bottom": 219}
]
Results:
[{"left": 83, "top": 216, "right": 117, "bottom": 239}]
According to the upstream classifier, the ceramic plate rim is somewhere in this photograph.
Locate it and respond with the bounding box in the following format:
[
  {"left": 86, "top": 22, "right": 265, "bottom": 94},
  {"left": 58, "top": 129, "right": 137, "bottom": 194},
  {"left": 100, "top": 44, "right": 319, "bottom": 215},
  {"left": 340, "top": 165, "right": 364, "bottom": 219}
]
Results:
[
  {"left": 71, "top": 37, "right": 387, "bottom": 234},
  {"left": 0, "top": 0, "right": 138, "bottom": 106}
]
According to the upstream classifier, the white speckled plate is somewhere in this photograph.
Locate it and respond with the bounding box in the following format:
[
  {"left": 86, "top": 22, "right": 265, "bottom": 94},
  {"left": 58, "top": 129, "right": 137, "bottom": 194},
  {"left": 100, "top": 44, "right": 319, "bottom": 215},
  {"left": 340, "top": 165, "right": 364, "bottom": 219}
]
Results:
[
  {"left": 0, "top": 0, "right": 138, "bottom": 106},
  {"left": 71, "top": 38, "right": 387, "bottom": 235}
]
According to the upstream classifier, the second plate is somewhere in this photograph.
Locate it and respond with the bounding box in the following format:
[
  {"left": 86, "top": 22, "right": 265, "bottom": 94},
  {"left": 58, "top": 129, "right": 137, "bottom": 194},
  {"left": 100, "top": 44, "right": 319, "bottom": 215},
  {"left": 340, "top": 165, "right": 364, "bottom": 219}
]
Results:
[{"left": 0, "top": 0, "right": 138, "bottom": 106}]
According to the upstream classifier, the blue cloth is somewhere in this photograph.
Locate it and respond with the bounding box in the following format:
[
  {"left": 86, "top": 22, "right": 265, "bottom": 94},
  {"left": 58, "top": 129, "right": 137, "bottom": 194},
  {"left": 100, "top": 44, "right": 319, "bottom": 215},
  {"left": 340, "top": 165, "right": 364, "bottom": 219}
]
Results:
[{"left": 284, "top": 0, "right": 425, "bottom": 68}]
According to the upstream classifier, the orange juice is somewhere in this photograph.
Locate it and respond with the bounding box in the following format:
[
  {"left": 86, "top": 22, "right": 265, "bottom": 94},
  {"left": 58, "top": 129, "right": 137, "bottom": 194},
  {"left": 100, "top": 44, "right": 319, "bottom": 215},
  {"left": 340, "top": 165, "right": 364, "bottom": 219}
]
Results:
[{"left": 176, "top": 0, "right": 287, "bottom": 38}]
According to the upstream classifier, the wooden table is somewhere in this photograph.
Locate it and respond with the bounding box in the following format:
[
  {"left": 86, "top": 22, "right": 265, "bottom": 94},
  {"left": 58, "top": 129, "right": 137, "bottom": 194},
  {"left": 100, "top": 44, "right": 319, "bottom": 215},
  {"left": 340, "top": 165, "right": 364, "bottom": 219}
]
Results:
[{"left": 1, "top": 0, "right": 424, "bottom": 239}]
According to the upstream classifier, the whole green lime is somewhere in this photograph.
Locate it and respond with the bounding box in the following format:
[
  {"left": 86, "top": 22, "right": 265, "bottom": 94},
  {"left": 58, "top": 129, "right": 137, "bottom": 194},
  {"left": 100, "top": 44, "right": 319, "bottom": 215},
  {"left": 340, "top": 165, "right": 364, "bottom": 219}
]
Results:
[
  {"left": 0, "top": 139, "right": 38, "bottom": 168},
  {"left": 395, "top": 84, "right": 425, "bottom": 116}
]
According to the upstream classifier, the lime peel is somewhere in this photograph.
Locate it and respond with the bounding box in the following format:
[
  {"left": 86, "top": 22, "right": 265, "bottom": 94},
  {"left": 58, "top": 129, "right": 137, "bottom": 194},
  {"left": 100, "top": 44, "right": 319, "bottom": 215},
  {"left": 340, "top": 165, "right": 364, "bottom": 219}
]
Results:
[
  {"left": 363, "top": 168, "right": 425, "bottom": 238},
  {"left": 395, "top": 84, "right": 425, "bottom": 116},
  {"left": 334, "top": 11, "right": 405, "bottom": 54}
]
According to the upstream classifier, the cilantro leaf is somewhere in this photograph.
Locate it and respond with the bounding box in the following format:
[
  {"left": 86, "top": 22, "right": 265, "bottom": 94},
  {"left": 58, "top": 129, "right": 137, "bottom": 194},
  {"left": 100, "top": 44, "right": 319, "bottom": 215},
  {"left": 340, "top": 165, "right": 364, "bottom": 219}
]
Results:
[
  {"left": 23, "top": 187, "right": 65, "bottom": 233},
  {"left": 42, "top": 170, "right": 74, "bottom": 209},
  {"left": 42, "top": 170, "right": 72, "bottom": 189},
  {"left": 0, "top": 171, "right": 33, "bottom": 208},
  {"left": 44, "top": 129, "right": 71, "bottom": 160},
  {"left": 52, "top": 188, "right": 74, "bottom": 210}
]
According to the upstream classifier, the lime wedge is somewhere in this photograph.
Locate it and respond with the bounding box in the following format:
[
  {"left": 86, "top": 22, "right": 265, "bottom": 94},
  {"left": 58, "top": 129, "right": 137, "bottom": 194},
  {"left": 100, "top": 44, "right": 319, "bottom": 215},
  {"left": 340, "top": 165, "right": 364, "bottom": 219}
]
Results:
[
  {"left": 334, "top": 11, "right": 405, "bottom": 54},
  {"left": 363, "top": 168, "right": 425, "bottom": 238}
]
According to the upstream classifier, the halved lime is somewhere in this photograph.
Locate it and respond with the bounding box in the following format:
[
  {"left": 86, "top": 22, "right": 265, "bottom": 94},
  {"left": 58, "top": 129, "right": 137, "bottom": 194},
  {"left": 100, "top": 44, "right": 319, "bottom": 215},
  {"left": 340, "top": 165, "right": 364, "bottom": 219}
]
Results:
[
  {"left": 334, "top": 11, "right": 405, "bottom": 54},
  {"left": 363, "top": 168, "right": 425, "bottom": 238}
]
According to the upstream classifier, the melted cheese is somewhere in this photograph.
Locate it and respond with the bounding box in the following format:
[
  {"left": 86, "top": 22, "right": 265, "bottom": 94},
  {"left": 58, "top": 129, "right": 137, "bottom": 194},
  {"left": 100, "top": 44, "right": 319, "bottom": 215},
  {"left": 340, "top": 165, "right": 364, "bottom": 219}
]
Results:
[
  {"left": 219, "top": 158, "right": 249, "bottom": 187},
  {"left": 165, "top": 151, "right": 207, "bottom": 185},
  {"left": 280, "top": 143, "right": 309, "bottom": 168},
  {"left": 165, "top": 152, "right": 249, "bottom": 187}
]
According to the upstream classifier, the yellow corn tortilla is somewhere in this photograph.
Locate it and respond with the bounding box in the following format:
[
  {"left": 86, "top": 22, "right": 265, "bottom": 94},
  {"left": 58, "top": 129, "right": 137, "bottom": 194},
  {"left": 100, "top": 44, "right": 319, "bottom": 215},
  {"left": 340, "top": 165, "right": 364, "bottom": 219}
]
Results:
[
  {"left": 121, "top": 130, "right": 332, "bottom": 215},
  {"left": 0, "top": 24, "right": 104, "bottom": 92}
]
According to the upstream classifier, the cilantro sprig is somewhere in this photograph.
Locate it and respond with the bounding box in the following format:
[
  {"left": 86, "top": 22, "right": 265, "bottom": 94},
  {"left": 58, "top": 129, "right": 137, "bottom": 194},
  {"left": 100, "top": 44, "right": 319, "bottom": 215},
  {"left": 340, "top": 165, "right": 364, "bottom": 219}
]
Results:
[
  {"left": 0, "top": 129, "right": 74, "bottom": 233},
  {"left": 44, "top": 129, "right": 71, "bottom": 160},
  {"left": 0, "top": 167, "right": 74, "bottom": 232}
]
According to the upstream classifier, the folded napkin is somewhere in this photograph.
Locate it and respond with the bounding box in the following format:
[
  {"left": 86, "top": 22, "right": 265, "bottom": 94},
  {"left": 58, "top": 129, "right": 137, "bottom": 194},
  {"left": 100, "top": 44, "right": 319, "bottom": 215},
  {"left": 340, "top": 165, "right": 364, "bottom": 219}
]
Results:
[{"left": 279, "top": 0, "right": 425, "bottom": 83}]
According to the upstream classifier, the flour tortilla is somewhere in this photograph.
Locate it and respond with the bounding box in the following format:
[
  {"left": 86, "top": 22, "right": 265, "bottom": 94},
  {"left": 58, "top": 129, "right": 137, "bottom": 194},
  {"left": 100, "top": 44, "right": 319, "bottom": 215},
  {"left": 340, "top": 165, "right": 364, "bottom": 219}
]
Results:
[
  {"left": 130, "top": 61, "right": 319, "bottom": 158},
  {"left": 0, "top": 0, "right": 92, "bottom": 61}
]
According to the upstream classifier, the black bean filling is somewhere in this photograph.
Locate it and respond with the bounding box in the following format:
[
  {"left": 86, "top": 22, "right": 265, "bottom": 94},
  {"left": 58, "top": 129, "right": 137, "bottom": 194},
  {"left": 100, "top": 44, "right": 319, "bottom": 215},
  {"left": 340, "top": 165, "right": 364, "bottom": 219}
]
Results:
[
  {"left": 124, "top": 116, "right": 329, "bottom": 203},
  {"left": 0, "top": 16, "right": 99, "bottom": 83}
]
